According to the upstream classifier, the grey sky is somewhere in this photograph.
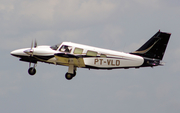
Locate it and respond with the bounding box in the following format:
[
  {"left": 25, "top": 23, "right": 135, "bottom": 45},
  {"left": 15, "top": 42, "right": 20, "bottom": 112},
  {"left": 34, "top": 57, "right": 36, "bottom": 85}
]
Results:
[{"left": 1, "top": 0, "right": 180, "bottom": 113}]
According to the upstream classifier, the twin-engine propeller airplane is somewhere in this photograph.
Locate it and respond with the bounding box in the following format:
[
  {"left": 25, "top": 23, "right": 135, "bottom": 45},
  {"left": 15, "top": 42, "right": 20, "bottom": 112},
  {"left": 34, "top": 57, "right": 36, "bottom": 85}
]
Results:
[{"left": 11, "top": 31, "right": 171, "bottom": 80}]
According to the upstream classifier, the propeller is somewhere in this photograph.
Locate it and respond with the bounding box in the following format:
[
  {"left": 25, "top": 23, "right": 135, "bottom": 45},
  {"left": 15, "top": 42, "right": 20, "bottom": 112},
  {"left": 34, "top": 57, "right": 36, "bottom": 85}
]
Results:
[
  {"left": 34, "top": 39, "right": 37, "bottom": 48},
  {"left": 24, "top": 39, "right": 37, "bottom": 56}
]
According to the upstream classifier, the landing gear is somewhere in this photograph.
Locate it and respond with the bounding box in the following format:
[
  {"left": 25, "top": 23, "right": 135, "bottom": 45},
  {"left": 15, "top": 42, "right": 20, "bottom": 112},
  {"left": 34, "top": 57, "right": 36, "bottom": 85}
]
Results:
[
  {"left": 65, "top": 72, "right": 76, "bottom": 80},
  {"left": 28, "top": 67, "right": 36, "bottom": 75},
  {"left": 65, "top": 65, "right": 77, "bottom": 80},
  {"left": 28, "top": 62, "right": 37, "bottom": 76}
]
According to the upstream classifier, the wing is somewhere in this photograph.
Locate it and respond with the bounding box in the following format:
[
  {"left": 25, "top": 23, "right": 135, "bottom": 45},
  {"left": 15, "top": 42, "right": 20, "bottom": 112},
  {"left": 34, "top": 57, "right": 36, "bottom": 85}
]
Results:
[{"left": 54, "top": 53, "right": 85, "bottom": 67}]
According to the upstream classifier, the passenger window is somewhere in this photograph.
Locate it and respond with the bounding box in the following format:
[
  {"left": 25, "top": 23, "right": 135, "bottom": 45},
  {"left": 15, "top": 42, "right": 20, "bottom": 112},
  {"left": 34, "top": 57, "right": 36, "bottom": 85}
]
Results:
[
  {"left": 74, "top": 48, "right": 83, "bottom": 54},
  {"left": 59, "top": 45, "right": 72, "bottom": 53},
  {"left": 100, "top": 54, "right": 107, "bottom": 58},
  {"left": 86, "top": 50, "right": 97, "bottom": 57}
]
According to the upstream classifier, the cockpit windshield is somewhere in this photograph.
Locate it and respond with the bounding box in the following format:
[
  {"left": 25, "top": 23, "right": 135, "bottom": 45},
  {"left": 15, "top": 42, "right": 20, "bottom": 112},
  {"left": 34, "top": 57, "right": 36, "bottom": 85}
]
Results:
[{"left": 50, "top": 43, "right": 61, "bottom": 50}]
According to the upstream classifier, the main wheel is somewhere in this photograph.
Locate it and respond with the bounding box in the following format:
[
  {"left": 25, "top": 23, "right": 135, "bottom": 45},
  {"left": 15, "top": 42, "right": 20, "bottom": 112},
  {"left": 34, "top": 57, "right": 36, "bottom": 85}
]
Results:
[
  {"left": 28, "top": 67, "right": 36, "bottom": 75},
  {"left": 65, "top": 73, "right": 73, "bottom": 80}
]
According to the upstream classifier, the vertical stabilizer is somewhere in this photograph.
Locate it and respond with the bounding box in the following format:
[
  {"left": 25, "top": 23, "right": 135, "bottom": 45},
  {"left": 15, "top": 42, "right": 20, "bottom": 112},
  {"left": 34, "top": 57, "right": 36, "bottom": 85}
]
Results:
[{"left": 131, "top": 31, "right": 171, "bottom": 60}]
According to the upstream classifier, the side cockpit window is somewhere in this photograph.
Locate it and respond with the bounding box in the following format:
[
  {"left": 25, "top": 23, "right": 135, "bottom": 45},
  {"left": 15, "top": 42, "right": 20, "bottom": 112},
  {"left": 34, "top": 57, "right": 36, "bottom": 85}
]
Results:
[{"left": 59, "top": 45, "right": 72, "bottom": 53}]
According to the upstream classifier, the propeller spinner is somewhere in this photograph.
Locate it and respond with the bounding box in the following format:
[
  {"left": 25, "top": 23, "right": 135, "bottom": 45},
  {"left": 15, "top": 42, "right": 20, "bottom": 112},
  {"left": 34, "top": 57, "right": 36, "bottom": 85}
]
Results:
[{"left": 24, "top": 40, "right": 37, "bottom": 56}]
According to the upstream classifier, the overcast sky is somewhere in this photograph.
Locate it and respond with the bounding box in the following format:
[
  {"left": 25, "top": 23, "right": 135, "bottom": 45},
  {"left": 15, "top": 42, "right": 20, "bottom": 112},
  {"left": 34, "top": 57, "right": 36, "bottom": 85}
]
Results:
[{"left": 1, "top": 0, "right": 180, "bottom": 113}]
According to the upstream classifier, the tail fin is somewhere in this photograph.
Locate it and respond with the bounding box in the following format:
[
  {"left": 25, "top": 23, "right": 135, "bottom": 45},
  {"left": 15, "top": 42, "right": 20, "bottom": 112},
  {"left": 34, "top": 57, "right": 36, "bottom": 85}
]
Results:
[{"left": 131, "top": 31, "right": 171, "bottom": 60}]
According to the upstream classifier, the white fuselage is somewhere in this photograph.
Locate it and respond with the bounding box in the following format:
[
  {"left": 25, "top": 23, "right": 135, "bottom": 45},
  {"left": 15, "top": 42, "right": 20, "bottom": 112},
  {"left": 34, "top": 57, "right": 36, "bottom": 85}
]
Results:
[{"left": 11, "top": 42, "right": 144, "bottom": 69}]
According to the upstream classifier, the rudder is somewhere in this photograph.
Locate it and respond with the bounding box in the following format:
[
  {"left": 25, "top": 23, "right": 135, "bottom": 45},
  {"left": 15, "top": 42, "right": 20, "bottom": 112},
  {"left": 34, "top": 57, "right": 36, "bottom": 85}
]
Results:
[{"left": 131, "top": 31, "right": 171, "bottom": 60}]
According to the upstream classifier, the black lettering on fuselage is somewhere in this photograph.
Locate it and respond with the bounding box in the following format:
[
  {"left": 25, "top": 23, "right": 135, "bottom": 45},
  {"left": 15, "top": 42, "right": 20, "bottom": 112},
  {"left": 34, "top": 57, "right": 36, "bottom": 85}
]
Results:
[
  {"left": 116, "top": 60, "right": 120, "bottom": 66},
  {"left": 99, "top": 59, "right": 103, "bottom": 65},
  {"left": 111, "top": 60, "right": 115, "bottom": 66},
  {"left": 94, "top": 59, "right": 120, "bottom": 66},
  {"left": 107, "top": 59, "right": 111, "bottom": 65},
  {"left": 94, "top": 59, "right": 99, "bottom": 64}
]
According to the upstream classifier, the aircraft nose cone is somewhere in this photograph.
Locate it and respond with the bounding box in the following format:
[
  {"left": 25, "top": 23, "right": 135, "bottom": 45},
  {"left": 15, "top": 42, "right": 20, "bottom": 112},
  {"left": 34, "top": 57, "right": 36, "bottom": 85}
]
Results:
[
  {"left": 11, "top": 50, "right": 20, "bottom": 57},
  {"left": 11, "top": 49, "right": 29, "bottom": 57}
]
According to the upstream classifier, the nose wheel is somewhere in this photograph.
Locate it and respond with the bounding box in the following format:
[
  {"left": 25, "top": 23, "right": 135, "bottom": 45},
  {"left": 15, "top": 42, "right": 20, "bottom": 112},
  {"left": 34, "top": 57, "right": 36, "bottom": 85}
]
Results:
[
  {"left": 28, "top": 62, "right": 37, "bottom": 76},
  {"left": 28, "top": 67, "right": 36, "bottom": 75}
]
